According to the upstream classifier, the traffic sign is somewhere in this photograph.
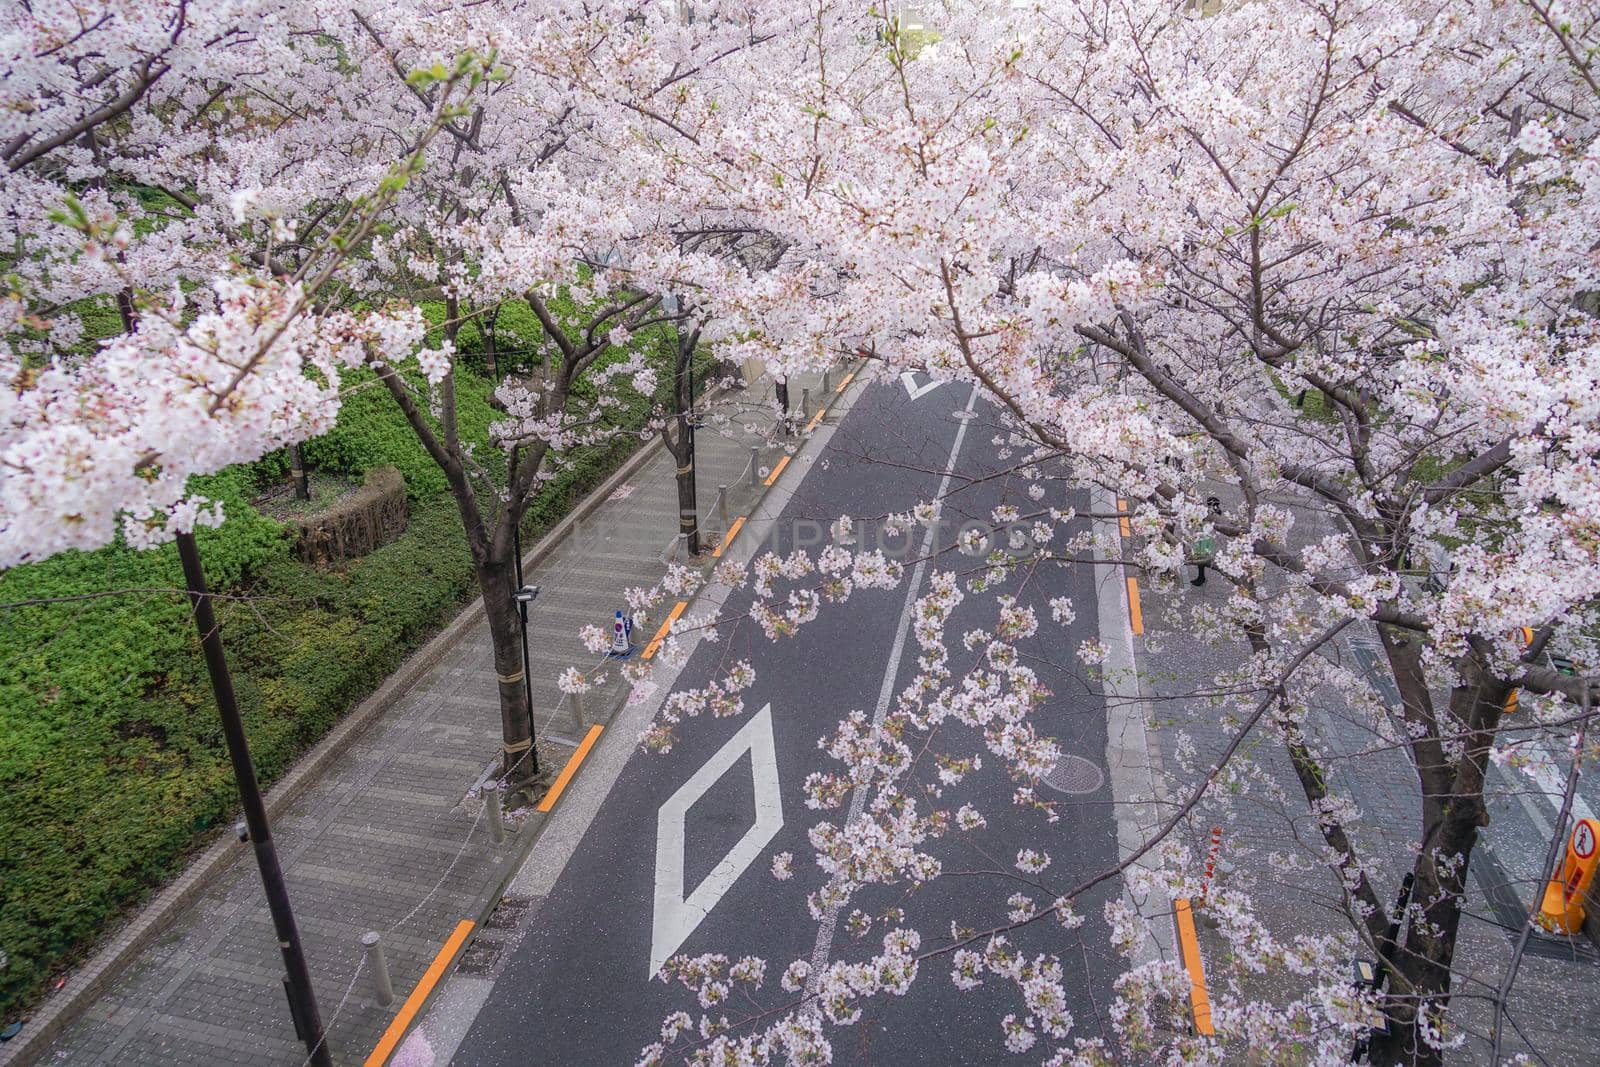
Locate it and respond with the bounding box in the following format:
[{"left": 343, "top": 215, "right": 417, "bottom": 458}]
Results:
[
  {"left": 1537, "top": 817, "right": 1600, "bottom": 934},
  {"left": 1575, "top": 821, "right": 1596, "bottom": 860}
]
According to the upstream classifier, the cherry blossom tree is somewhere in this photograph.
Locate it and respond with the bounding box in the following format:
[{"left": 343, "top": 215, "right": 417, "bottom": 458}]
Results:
[
  {"left": 2, "top": 0, "right": 793, "bottom": 791},
  {"left": 604, "top": 1, "right": 1600, "bottom": 1064},
  {"left": 10, "top": 0, "right": 1600, "bottom": 1063},
  {"left": 288, "top": 2, "right": 802, "bottom": 790},
  {"left": 0, "top": 3, "right": 501, "bottom": 567}
]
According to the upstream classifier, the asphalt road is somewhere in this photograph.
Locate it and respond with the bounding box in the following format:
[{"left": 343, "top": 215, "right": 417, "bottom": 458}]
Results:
[{"left": 446, "top": 374, "right": 1124, "bottom": 1066}]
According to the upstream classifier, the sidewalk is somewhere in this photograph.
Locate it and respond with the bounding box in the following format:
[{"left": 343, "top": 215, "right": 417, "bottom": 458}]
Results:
[
  {"left": 14, "top": 369, "right": 842, "bottom": 1067},
  {"left": 1124, "top": 473, "right": 1600, "bottom": 1065}
]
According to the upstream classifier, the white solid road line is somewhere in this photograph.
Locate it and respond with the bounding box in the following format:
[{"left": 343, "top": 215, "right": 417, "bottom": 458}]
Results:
[
  {"left": 806, "top": 381, "right": 980, "bottom": 990},
  {"left": 650, "top": 703, "right": 784, "bottom": 977}
]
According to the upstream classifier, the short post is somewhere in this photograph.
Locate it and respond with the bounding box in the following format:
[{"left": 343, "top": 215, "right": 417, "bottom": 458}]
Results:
[
  {"left": 800, "top": 387, "right": 812, "bottom": 422},
  {"left": 822, "top": 367, "right": 832, "bottom": 394},
  {"left": 749, "top": 446, "right": 760, "bottom": 488},
  {"left": 362, "top": 932, "right": 394, "bottom": 1006},
  {"left": 716, "top": 484, "right": 730, "bottom": 536},
  {"left": 569, "top": 688, "right": 586, "bottom": 733},
  {"left": 485, "top": 784, "right": 505, "bottom": 844},
  {"left": 1198, "top": 826, "right": 1223, "bottom": 906}
]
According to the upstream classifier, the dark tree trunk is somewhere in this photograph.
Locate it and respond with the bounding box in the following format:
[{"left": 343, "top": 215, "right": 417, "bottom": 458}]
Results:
[
  {"left": 288, "top": 442, "right": 311, "bottom": 501},
  {"left": 1366, "top": 652, "right": 1508, "bottom": 1067},
  {"left": 115, "top": 287, "right": 138, "bottom": 333},
  {"left": 477, "top": 549, "right": 537, "bottom": 791},
  {"left": 482, "top": 304, "right": 500, "bottom": 378},
  {"left": 674, "top": 431, "right": 699, "bottom": 556},
  {"left": 669, "top": 318, "right": 702, "bottom": 556}
]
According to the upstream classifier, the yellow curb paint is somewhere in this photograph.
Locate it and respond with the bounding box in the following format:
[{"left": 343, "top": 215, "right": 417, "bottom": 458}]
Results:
[
  {"left": 537, "top": 724, "right": 604, "bottom": 813},
  {"left": 805, "top": 408, "right": 827, "bottom": 432},
  {"left": 763, "top": 454, "right": 791, "bottom": 486},
  {"left": 1174, "top": 898, "right": 1215, "bottom": 1036},
  {"left": 834, "top": 372, "right": 855, "bottom": 393},
  {"left": 1117, "top": 496, "right": 1131, "bottom": 538},
  {"left": 642, "top": 600, "right": 688, "bottom": 660},
  {"left": 1126, "top": 576, "right": 1144, "bottom": 635},
  {"left": 364, "top": 919, "right": 476, "bottom": 1067},
  {"left": 712, "top": 516, "right": 746, "bottom": 559}
]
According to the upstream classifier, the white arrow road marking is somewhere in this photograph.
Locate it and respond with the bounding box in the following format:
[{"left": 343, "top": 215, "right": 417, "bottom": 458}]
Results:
[
  {"left": 651, "top": 703, "right": 783, "bottom": 977},
  {"left": 900, "top": 371, "right": 943, "bottom": 400}
]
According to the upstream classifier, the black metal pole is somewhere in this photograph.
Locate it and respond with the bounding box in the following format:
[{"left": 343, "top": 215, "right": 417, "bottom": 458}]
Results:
[
  {"left": 175, "top": 531, "right": 332, "bottom": 1067},
  {"left": 512, "top": 523, "right": 539, "bottom": 775}
]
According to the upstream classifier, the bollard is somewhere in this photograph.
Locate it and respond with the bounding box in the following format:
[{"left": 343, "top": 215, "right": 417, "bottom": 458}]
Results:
[
  {"left": 569, "top": 688, "right": 586, "bottom": 733},
  {"left": 1198, "top": 826, "right": 1223, "bottom": 906},
  {"left": 485, "top": 784, "right": 505, "bottom": 844},
  {"left": 1538, "top": 818, "right": 1600, "bottom": 934},
  {"left": 800, "top": 387, "right": 812, "bottom": 421},
  {"left": 716, "top": 485, "right": 730, "bottom": 536},
  {"left": 749, "top": 446, "right": 760, "bottom": 488},
  {"left": 822, "top": 367, "right": 832, "bottom": 393},
  {"left": 362, "top": 932, "right": 394, "bottom": 1006}
]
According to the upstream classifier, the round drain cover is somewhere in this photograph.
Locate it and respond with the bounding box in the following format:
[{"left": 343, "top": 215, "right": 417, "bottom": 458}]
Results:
[{"left": 1042, "top": 755, "right": 1105, "bottom": 795}]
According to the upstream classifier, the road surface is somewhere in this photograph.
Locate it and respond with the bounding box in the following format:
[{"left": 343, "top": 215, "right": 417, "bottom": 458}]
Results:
[{"left": 422, "top": 372, "right": 1128, "bottom": 1066}]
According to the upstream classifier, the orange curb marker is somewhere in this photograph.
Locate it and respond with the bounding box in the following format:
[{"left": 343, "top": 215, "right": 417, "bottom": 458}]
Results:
[
  {"left": 642, "top": 600, "right": 688, "bottom": 660},
  {"left": 1126, "top": 576, "right": 1144, "bottom": 635},
  {"left": 363, "top": 918, "right": 476, "bottom": 1067},
  {"left": 834, "top": 372, "right": 855, "bottom": 393},
  {"left": 1117, "top": 496, "right": 1131, "bottom": 538},
  {"left": 1174, "top": 898, "right": 1215, "bottom": 1036},
  {"left": 763, "top": 454, "right": 791, "bottom": 486},
  {"left": 537, "top": 724, "right": 604, "bottom": 813},
  {"left": 713, "top": 516, "right": 746, "bottom": 559},
  {"left": 805, "top": 407, "right": 827, "bottom": 432}
]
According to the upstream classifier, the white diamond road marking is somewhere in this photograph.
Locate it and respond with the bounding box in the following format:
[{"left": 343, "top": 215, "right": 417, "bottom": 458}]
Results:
[
  {"left": 899, "top": 371, "right": 942, "bottom": 400},
  {"left": 650, "top": 703, "right": 783, "bottom": 977}
]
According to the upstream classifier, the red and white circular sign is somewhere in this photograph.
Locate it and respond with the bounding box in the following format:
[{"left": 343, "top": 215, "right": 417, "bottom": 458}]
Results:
[{"left": 1572, "top": 821, "right": 1597, "bottom": 860}]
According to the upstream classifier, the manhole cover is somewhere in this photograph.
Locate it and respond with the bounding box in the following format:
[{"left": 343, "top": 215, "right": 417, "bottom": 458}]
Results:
[{"left": 1042, "top": 755, "right": 1104, "bottom": 795}]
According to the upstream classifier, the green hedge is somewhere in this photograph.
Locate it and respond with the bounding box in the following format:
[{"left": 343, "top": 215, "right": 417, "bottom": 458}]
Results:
[{"left": 0, "top": 308, "right": 679, "bottom": 1020}]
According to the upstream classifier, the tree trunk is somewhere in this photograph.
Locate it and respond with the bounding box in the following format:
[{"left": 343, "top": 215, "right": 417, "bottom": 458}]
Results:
[
  {"left": 1367, "top": 655, "right": 1506, "bottom": 1067},
  {"left": 477, "top": 551, "right": 538, "bottom": 792},
  {"left": 483, "top": 304, "right": 500, "bottom": 378},
  {"left": 288, "top": 442, "right": 311, "bottom": 501},
  {"left": 670, "top": 321, "right": 701, "bottom": 555},
  {"left": 675, "top": 431, "right": 699, "bottom": 556}
]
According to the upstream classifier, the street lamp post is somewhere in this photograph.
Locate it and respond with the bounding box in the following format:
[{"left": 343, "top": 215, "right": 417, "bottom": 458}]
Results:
[{"left": 174, "top": 531, "right": 332, "bottom": 1067}]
